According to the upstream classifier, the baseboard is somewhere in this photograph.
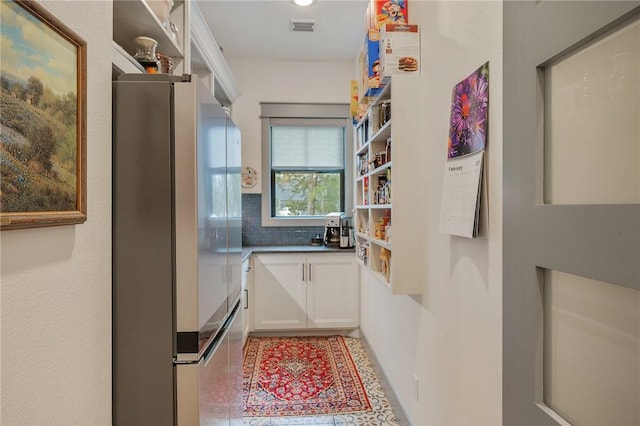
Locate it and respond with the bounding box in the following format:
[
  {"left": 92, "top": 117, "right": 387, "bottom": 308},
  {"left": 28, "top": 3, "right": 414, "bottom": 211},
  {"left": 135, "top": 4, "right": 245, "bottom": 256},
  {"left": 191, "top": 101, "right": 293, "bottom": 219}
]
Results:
[{"left": 248, "top": 328, "right": 360, "bottom": 338}]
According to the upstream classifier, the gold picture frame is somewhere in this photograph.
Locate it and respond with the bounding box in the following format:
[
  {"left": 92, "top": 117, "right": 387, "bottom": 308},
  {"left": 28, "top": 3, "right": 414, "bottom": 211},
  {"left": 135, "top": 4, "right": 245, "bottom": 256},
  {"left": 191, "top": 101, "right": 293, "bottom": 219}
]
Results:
[{"left": 0, "top": 0, "right": 87, "bottom": 230}]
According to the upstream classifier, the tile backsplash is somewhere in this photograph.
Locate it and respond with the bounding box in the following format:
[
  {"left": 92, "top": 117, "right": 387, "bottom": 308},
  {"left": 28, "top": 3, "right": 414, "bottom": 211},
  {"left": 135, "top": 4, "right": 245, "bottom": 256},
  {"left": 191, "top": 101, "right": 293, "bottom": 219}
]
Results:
[{"left": 242, "top": 194, "right": 325, "bottom": 246}]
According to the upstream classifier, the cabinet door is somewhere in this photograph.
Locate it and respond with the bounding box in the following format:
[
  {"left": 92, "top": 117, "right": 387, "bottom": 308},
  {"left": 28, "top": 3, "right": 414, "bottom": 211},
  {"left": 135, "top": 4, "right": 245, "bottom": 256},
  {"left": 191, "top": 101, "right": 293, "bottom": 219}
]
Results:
[
  {"left": 306, "top": 253, "right": 359, "bottom": 329},
  {"left": 253, "top": 254, "right": 307, "bottom": 330}
]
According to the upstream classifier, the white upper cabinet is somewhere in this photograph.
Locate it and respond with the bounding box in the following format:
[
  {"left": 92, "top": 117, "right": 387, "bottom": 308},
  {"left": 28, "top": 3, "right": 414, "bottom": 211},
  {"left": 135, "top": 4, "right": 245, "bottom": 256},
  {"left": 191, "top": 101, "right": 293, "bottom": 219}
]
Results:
[
  {"left": 113, "top": 0, "right": 183, "bottom": 58},
  {"left": 112, "top": 0, "right": 240, "bottom": 105}
]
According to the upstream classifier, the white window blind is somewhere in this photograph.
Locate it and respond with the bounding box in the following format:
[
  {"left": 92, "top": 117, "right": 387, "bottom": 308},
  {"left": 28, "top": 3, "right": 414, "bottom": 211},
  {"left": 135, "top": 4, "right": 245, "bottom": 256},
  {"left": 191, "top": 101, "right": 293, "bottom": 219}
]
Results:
[{"left": 271, "top": 126, "right": 344, "bottom": 169}]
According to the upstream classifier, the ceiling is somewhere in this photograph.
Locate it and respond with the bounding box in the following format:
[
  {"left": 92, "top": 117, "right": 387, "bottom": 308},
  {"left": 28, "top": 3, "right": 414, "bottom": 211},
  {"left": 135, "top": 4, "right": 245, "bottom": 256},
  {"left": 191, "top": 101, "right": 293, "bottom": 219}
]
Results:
[{"left": 194, "top": 0, "right": 369, "bottom": 62}]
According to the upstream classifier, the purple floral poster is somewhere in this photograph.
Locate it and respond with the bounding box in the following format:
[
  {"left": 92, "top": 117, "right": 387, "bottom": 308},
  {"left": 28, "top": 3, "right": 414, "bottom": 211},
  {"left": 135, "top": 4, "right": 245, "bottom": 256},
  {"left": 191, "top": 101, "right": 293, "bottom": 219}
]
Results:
[
  {"left": 447, "top": 62, "right": 489, "bottom": 159},
  {"left": 440, "top": 62, "right": 489, "bottom": 238}
]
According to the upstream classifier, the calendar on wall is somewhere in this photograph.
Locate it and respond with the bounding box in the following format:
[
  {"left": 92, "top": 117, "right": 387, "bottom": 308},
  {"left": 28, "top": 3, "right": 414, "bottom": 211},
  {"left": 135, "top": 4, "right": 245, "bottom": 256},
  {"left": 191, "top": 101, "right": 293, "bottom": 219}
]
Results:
[
  {"left": 439, "top": 62, "right": 489, "bottom": 238},
  {"left": 440, "top": 151, "right": 484, "bottom": 238}
]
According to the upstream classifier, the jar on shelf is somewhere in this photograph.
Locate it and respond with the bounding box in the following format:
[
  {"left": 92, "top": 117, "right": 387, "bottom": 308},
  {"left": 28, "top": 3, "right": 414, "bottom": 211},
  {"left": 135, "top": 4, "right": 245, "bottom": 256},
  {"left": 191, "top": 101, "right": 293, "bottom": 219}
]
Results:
[
  {"left": 147, "top": 0, "right": 174, "bottom": 28},
  {"left": 133, "top": 36, "right": 161, "bottom": 74},
  {"left": 156, "top": 52, "right": 173, "bottom": 74}
]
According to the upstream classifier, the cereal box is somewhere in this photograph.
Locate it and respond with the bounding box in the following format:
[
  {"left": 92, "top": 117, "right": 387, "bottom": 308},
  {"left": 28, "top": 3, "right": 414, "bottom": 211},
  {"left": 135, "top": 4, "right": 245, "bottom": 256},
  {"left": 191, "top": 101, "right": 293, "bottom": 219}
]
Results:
[
  {"left": 350, "top": 79, "right": 360, "bottom": 123},
  {"left": 379, "top": 24, "right": 420, "bottom": 81},
  {"left": 368, "top": 0, "right": 409, "bottom": 30},
  {"left": 358, "top": 29, "right": 386, "bottom": 105},
  {"left": 364, "top": 29, "right": 381, "bottom": 89}
]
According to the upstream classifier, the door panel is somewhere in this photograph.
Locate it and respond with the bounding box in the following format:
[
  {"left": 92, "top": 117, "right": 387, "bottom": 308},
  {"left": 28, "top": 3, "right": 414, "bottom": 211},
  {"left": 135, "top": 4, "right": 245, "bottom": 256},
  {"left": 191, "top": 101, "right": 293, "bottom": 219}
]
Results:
[
  {"left": 543, "top": 19, "right": 640, "bottom": 204},
  {"left": 306, "top": 254, "right": 359, "bottom": 329},
  {"left": 543, "top": 271, "right": 640, "bottom": 425},
  {"left": 503, "top": 2, "right": 640, "bottom": 425},
  {"left": 253, "top": 255, "right": 307, "bottom": 330}
]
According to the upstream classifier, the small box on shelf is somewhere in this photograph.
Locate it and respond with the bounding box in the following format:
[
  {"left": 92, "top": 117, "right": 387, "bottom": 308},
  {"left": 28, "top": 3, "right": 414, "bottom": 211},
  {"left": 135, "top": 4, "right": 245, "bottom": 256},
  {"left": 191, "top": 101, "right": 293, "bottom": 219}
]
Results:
[
  {"left": 385, "top": 137, "right": 392, "bottom": 162},
  {"left": 379, "top": 247, "right": 391, "bottom": 282},
  {"left": 380, "top": 24, "right": 420, "bottom": 80},
  {"left": 367, "top": 0, "right": 409, "bottom": 30},
  {"left": 367, "top": 106, "right": 380, "bottom": 140},
  {"left": 357, "top": 152, "right": 369, "bottom": 177},
  {"left": 372, "top": 209, "right": 391, "bottom": 240},
  {"left": 373, "top": 173, "right": 391, "bottom": 205},
  {"left": 368, "top": 243, "right": 391, "bottom": 284},
  {"left": 355, "top": 210, "right": 369, "bottom": 233},
  {"left": 356, "top": 120, "right": 367, "bottom": 149},
  {"left": 357, "top": 240, "right": 370, "bottom": 265}
]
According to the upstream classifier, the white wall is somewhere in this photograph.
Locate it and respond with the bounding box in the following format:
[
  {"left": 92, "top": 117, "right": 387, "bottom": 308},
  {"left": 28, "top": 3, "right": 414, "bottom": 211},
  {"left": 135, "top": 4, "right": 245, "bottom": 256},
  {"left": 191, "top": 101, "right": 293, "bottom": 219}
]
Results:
[
  {"left": 226, "top": 57, "right": 354, "bottom": 194},
  {"left": 0, "top": 2, "right": 503, "bottom": 424},
  {"left": 360, "top": 1, "right": 503, "bottom": 425},
  {"left": 0, "top": 1, "right": 113, "bottom": 424}
]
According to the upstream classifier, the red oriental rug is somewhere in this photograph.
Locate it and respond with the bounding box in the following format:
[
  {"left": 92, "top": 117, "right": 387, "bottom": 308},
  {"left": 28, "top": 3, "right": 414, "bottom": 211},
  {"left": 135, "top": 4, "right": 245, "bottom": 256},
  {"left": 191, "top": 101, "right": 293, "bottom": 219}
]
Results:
[{"left": 242, "top": 335, "right": 372, "bottom": 417}]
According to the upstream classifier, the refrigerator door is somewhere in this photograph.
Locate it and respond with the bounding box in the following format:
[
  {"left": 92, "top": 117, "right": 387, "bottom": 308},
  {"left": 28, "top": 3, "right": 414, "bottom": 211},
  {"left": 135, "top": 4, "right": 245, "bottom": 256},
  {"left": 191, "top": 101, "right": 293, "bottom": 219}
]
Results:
[
  {"left": 189, "top": 303, "right": 242, "bottom": 426},
  {"left": 227, "top": 300, "right": 244, "bottom": 425},
  {"left": 174, "top": 79, "right": 230, "bottom": 359},
  {"left": 226, "top": 118, "right": 242, "bottom": 310},
  {"left": 176, "top": 312, "right": 230, "bottom": 425},
  {"left": 113, "top": 75, "right": 176, "bottom": 426}
]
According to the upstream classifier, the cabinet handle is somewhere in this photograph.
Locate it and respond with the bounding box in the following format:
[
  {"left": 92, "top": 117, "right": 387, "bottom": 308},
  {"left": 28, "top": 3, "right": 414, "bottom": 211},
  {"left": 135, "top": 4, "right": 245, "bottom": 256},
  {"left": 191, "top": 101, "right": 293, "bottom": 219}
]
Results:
[
  {"left": 302, "top": 263, "right": 305, "bottom": 281},
  {"left": 308, "top": 263, "right": 312, "bottom": 281},
  {"left": 243, "top": 289, "right": 248, "bottom": 309},
  {"left": 244, "top": 266, "right": 251, "bottom": 272}
]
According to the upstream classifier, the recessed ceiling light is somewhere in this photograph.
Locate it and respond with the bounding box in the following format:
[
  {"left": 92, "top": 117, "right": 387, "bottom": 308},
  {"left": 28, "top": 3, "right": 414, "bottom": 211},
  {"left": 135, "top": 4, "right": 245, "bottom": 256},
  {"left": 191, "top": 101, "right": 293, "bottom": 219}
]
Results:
[{"left": 293, "top": 0, "right": 314, "bottom": 6}]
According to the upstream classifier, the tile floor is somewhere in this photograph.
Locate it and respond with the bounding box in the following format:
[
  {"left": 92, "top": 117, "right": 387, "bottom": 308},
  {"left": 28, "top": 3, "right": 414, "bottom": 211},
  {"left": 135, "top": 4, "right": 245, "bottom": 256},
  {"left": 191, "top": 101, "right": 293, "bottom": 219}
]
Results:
[{"left": 243, "top": 335, "right": 409, "bottom": 426}]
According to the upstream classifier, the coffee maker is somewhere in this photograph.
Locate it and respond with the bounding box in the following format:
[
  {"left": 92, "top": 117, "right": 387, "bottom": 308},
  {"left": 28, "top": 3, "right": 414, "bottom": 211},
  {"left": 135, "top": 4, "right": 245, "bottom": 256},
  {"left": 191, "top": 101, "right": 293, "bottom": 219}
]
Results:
[{"left": 324, "top": 212, "right": 344, "bottom": 247}]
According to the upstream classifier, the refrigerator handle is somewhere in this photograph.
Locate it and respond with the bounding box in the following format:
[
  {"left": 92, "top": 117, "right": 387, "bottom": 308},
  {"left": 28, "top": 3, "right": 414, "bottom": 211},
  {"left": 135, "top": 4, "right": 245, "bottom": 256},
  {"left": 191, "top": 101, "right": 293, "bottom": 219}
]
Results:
[{"left": 202, "top": 302, "right": 240, "bottom": 367}]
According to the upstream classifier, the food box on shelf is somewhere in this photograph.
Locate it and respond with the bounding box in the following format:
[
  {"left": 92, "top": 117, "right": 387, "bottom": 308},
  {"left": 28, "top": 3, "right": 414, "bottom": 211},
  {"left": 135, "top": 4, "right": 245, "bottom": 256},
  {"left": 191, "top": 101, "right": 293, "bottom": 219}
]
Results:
[
  {"left": 367, "top": 0, "right": 409, "bottom": 30},
  {"left": 361, "top": 29, "right": 381, "bottom": 91},
  {"left": 350, "top": 79, "right": 360, "bottom": 122},
  {"left": 380, "top": 24, "right": 420, "bottom": 80}
]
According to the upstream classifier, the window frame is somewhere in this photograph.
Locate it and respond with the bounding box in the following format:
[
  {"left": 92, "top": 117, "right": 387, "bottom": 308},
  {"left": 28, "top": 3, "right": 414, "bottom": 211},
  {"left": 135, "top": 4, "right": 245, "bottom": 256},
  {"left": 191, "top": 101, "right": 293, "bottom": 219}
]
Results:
[{"left": 260, "top": 102, "right": 353, "bottom": 227}]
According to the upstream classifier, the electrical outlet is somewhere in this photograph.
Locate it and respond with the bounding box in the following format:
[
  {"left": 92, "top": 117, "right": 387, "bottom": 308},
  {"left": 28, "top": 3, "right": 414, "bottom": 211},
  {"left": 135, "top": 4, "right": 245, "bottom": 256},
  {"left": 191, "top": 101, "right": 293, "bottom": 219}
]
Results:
[{"left": 412, "top": 373, "right": 419, "bottom": 401}]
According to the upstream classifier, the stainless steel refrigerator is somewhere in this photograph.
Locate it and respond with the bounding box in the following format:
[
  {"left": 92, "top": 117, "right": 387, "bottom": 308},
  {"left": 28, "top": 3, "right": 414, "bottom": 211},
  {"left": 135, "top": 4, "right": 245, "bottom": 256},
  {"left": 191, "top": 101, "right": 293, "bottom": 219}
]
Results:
[{"left": 112, "top": 73, "right": 242, "bottom": 425}]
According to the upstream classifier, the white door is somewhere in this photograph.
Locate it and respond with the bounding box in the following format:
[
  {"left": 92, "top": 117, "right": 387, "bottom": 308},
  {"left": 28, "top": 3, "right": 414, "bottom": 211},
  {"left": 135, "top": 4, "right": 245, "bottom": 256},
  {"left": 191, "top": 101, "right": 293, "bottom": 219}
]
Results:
[
  {"left": 306, "top": 253, "right": 359, "bottom": 329},
  {"left": 253, "top": 254, "right": 307, "bottom": 330},
  {"left": 503, "top": 2, "right": 640, "bottom": 425}
]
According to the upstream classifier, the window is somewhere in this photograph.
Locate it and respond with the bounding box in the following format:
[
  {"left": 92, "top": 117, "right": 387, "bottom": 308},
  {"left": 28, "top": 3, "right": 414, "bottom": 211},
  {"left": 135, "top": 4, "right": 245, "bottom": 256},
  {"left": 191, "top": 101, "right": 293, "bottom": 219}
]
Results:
[
  {"left": 261, "top": 103, "right": 352, "bottom": 227},
  {"left": 272, "top": 123, "right": 344, "bottom": 217}
]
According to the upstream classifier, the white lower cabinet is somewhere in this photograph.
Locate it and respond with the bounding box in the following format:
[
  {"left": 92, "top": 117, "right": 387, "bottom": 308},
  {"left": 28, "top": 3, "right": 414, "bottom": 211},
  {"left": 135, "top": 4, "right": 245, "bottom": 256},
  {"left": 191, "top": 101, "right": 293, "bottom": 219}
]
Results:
[
  {"left": 253, "top": 253, "right": 359, "bottom": 331},
  {"left": 305, "top": 254, "right": 359, "bottom": 329}
]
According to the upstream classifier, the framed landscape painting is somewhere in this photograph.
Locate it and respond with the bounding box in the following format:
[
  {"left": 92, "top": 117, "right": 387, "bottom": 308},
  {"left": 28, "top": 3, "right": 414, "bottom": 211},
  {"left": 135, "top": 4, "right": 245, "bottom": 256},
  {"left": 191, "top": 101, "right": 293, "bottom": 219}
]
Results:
[{"left": 0, "top": 0, "right": 86, "bottom": 230}]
